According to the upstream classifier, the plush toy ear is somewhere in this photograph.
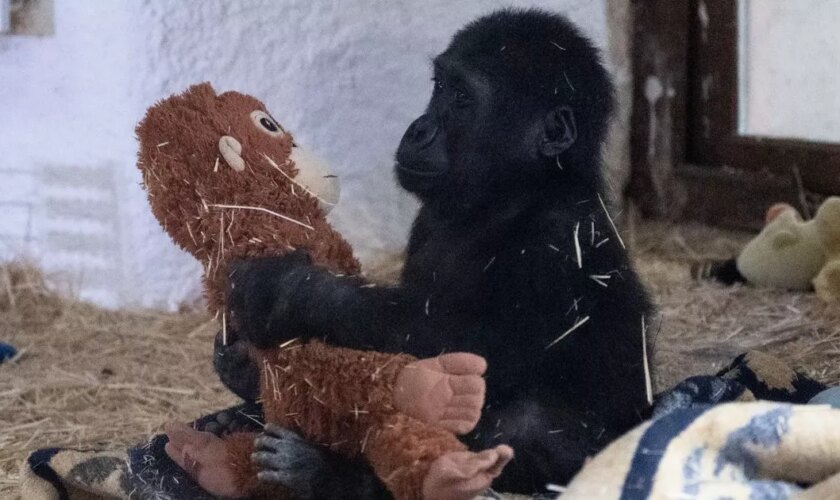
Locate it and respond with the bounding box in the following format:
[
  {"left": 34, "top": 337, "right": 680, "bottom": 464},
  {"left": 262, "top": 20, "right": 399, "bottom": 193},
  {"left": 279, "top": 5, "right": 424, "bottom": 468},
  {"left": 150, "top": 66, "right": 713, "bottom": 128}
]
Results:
[
  {"left": 765, "top": 203, "right": 796, "bottom": 224},
  {"left": 187, "top": 82, "right": 217, "bottom": 100},
  {"left": 771, "top": 230, "right": 799, "bottom": 249},
  {"left": 814, "top": 262, "right": 840, "bottom": 303},
  {"left": 178, "top": 82, "right": 218, "bottom": 112}
]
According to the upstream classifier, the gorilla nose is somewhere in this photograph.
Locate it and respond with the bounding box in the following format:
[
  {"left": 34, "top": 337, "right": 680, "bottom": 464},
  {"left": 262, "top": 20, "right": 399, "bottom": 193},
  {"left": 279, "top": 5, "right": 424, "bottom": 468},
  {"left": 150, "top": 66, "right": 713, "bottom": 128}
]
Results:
[{"left": 404, "top": 114, "right": 439, "bottom": 149}]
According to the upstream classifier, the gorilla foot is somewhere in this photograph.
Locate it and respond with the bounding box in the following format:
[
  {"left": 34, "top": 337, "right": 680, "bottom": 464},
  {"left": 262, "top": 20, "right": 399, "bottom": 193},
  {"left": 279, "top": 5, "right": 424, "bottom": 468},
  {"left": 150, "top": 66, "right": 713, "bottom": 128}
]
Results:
[
  {"left": 395, "top": 352, "right": 487, "bottom": 435},
  {"left": 422, "top": 445, "right": 514, "bottom": 500},
  {"left": 251, "top": 424, "right": 329, "bottom": 500},
  {"left": 164, "top": 422, "right": 247, "bottom": 498}
]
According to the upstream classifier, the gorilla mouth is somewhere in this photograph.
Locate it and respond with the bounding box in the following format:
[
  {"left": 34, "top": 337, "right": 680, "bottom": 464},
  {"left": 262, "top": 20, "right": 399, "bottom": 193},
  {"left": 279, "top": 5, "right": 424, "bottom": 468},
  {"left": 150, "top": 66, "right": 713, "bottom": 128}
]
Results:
[{"left": 395, "top": 162, "right": 445, "bottom": 178}]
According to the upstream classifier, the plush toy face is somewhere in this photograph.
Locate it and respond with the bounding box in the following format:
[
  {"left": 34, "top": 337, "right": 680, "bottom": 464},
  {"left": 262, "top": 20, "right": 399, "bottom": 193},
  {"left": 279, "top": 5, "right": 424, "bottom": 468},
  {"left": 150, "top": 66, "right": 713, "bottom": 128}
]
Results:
[
  {"left": 737, "top": 206, "right": 826, "bottom": 289},
  {"left": 136, "top": 83, "right": 339, "bottom": 262},
  {"left": 137, "top": 83, "right": 360, "bottom": 314}
]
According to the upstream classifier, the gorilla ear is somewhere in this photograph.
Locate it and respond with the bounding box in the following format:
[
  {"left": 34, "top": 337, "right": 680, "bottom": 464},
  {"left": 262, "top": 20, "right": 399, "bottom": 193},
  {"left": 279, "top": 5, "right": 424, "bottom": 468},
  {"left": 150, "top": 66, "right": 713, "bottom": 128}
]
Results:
[{"left": 540, "top": 106, "right": 577, "bottom": 157}]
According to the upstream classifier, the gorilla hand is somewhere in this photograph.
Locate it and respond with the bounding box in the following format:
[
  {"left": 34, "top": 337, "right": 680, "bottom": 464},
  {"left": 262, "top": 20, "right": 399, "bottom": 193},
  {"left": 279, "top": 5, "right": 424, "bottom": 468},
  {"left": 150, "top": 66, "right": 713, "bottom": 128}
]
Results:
[
  {"left": 227, "top": 250, "right": 318, "bottom": 348},
  {"left": 213, "top": 328, "right": 261, "bottom": 401},
  {"left": 253, "top": 425, "right": 392, "bottom": 500}
]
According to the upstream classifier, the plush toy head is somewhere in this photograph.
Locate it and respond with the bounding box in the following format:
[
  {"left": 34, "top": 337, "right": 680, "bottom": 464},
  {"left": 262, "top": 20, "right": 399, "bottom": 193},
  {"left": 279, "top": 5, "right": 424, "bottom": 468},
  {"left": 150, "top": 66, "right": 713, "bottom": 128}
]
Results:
[
  {"left": 136, "top": 83, "right": 358, "bottom": 314},
  {"left": 736, "top": 204, "right": 824, "bottom": 290},
  {"left": 736, "top": 197, "right": 840, "bottom": 292}
]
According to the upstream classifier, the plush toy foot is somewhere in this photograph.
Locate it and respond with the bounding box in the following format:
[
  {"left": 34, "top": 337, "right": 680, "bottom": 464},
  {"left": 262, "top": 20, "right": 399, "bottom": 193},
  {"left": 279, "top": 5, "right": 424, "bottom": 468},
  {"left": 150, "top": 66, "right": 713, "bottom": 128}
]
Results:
[
  {"left": 814, "top": 263, "right": 840, "bottom": 304},
  {"left": 164, "top": 423, "right": 247, "bottom": 499},
  {"left": 395, "top": 353, "right": 487, "bottom": 435},
  {"left": 422, "top": 445, "right": 514, "bottom": 500}
]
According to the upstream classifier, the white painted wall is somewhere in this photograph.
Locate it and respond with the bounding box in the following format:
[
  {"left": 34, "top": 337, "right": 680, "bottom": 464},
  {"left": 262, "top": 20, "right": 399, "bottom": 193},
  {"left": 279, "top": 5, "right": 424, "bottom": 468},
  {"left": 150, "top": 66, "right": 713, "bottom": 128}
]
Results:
[
  {"left": 0, "top": 0, "right": 609, "bottom": 310},
  {"left": 739, "top": 0, "right": 840, "bottom": 143}
]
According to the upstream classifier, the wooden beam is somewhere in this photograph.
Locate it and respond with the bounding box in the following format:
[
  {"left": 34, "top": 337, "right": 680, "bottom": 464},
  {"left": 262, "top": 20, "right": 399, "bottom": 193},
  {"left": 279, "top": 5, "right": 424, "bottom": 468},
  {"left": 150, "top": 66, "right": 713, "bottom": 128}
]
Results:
[{"left": 627, "top": 0, "right": 690, "bottom": 218}]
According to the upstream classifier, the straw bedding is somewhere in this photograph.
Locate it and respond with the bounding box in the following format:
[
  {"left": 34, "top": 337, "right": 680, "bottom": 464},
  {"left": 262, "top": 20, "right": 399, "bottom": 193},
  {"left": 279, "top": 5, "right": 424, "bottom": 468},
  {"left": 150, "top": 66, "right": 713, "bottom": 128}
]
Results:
[{"left": 1, "top": 220, "right": 838, "bottom": 498}]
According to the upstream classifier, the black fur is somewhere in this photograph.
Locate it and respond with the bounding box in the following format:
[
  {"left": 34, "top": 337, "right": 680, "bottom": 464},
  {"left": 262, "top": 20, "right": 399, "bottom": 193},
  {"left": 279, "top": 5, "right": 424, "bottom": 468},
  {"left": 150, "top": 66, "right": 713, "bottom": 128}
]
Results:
[
  {"left": 213, "top": 328, "right": 261, "bottom": 402},
  {"left": 252, "top": 425, "right": 392, "bottom": 500},
  {"left": 691, "top": 257, "right": 747, "bottom": 285},
  {"left": 224, "top": 9, "right": 653, "bottom": 494}
]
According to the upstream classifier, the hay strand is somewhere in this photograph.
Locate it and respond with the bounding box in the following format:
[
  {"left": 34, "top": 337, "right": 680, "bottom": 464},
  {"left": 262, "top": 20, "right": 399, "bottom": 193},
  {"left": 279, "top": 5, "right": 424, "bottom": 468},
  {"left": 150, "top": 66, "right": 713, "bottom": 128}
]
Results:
[
  {"left": 597, "top": 193, "right": 625, "bottom": 249},
  {"left": 546, "top": 316, "right": 590, "bottom": 350},
  {"left": 208, "top": 204, "right": 314, "bottom": 231},
  {"left": 641, "top": 315, "right": 653, "bottom": 405},
  {"left": 3, "top": 220, "right": 840, "bottom": 497}
]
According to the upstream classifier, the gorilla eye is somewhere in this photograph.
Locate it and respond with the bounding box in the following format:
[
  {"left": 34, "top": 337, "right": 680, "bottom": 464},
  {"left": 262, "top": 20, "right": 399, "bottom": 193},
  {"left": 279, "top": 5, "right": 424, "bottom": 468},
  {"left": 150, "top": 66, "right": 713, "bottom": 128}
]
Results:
[
  {"left": 250, "top": 110, "right": 285, "bottom": 138},
  {"left": 454, "top": 89, "right": 471, "bottom": 107},
  {"left": 432, "top": 77, "right": 444, "bottom": 91}
]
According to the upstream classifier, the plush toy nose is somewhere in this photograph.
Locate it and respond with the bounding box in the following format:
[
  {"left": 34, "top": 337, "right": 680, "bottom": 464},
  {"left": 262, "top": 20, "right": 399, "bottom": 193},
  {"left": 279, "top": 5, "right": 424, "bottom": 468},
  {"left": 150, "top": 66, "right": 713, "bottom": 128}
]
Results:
[{"left": 219, "top": 135, "right": 245, "bottom": 172}]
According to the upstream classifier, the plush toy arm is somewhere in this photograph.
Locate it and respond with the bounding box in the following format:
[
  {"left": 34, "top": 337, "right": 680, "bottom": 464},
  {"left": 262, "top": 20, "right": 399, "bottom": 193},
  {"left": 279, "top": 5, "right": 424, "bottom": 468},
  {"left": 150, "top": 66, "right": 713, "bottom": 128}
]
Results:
[
  {"left": 228, "top": 256, "right": 443, "bottom": 356},
  {"left": 814, "top": 260, "right": 840, "bottom": 303}
]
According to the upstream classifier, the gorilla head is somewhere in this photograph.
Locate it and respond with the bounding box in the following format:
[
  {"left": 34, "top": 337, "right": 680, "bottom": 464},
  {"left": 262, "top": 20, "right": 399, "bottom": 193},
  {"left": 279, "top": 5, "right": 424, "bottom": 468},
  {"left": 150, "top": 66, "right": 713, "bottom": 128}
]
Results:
[{"left": 396, "top": 9, "right": 615, "bottom": 209}]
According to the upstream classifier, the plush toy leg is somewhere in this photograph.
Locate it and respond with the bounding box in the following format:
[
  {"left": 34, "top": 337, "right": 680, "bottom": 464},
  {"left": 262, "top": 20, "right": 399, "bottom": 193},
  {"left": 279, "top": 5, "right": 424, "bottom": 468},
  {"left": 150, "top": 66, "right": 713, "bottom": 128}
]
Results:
[
  {"left": 395, "top": 352, "right": 487, "bottom": 435},
  {"left": 164, "top": 423, "right": 254, "bottom": 498},
  {"left": 364, "top": 413, "right": 512, "bottom": 500},
  {"left": 422, "top": 445, "right": 514, "bottom": 500},
  {"left": 165, "top": 424, "right": 291, "bottom": 499},
  {"left": 814, "top": 261, "right": 840, "bottom": 304}
]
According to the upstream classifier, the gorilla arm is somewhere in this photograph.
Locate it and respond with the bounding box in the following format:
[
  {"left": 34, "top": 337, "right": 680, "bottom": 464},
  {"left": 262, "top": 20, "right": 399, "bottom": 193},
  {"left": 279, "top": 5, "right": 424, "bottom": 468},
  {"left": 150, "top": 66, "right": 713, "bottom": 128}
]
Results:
[
  {"left": 230, "top": 209, "right": 652, "bottom": 429},
  {"left": 228, "top": 256, "right": 445, "bottom": 357}
]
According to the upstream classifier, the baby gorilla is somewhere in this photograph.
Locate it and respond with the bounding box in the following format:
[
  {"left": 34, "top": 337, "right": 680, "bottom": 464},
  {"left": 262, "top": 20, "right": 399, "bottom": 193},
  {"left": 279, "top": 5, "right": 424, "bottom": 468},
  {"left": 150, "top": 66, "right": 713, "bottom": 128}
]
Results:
[{"left": 228, "top": 7, "right": 653, "bottom": 496}]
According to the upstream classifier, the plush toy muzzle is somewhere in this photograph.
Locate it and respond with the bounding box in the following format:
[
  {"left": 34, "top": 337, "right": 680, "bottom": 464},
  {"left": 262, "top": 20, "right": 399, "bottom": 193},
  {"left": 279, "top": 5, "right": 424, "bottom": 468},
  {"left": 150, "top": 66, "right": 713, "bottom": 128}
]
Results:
[{"left": 217, "top": 133, "right": 340, "bottom": 214}]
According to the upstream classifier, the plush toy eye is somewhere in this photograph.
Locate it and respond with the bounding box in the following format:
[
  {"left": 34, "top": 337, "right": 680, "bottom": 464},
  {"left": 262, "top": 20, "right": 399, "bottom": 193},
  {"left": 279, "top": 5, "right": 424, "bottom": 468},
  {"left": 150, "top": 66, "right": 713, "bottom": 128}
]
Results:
[
  {"left": 250, "top": 110, "right": 285, "bottom": 137},
  {"left": 261, "top": 117, "right": 278, "bottom": 131}
]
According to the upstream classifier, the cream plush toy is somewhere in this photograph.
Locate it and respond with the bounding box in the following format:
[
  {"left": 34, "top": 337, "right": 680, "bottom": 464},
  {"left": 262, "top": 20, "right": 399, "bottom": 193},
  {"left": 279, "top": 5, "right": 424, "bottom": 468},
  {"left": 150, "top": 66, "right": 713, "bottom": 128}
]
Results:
[
  {"left": 561, "top": 401, "right": 840, "bottom": 499},
  {"left": 812, "top": 198, "right": 840, "bottom": 303},
  {"left": 736, "top": 197, "right": 840, "bottom": 303}
]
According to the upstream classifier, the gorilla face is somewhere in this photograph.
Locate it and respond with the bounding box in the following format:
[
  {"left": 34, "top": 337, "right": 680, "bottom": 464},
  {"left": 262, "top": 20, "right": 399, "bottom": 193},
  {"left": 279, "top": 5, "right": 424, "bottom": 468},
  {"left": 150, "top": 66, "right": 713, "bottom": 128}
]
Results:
[
  {"left": 395, "top": 56, "right": 493, "bottom": 197},
  {"left": 395, "top": 10, "right": 614, "bottom": 208}
]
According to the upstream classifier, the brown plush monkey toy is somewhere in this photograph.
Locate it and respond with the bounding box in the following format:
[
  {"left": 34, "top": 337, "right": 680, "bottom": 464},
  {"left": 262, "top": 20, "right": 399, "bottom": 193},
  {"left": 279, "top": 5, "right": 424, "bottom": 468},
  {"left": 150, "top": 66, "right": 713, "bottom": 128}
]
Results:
[{"left": 135, "top": 83, "right": 512, "bottom": 500}]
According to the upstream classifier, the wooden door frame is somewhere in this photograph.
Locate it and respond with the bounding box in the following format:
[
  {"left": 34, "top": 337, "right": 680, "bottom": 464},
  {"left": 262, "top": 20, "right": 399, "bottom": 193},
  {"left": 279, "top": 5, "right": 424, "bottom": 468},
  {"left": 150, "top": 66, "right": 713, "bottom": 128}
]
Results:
[{"left": 627, "top": 0, "right": 840, "bottom": 230}]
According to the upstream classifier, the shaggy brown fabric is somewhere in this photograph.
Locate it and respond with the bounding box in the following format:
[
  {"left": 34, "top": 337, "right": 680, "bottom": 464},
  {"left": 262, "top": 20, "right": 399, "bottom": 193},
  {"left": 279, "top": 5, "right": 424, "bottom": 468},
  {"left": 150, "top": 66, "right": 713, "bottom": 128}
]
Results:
[
  {"left": 136, "top": 82, "right": 359, "bottom": 314},
  {"left": 223, "top": 432, "right": 268, "bottom": 496},
  {"left": 261, "top": 341, "right": 466, "bottom": 498},
  {"left": 135, "top": 83, "right": 463, "bottom": 499}
]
